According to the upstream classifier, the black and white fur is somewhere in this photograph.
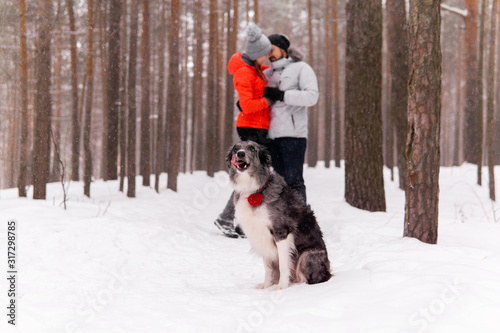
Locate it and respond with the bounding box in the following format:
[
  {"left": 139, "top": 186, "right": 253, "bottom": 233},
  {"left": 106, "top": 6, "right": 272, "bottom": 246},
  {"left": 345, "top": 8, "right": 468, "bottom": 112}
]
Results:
[{"left": 227, "top": 141, "right": 331, "bottom": 290}]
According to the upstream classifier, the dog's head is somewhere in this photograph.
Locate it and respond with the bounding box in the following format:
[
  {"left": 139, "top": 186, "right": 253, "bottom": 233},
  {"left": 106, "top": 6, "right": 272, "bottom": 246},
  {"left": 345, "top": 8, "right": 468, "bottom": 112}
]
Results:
[{"left": 226, "top": 141, "right": 272, "bottom": 176}]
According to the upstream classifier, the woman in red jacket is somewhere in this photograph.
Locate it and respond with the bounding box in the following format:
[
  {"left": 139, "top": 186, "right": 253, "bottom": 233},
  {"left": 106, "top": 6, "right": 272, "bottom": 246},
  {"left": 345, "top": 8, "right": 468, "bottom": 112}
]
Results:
[
  {"left": 215, "top": 24, "right": 272, "bottom": 238},
  {"left": 227, "top": 24, "right": 272, "bottom": 145}
]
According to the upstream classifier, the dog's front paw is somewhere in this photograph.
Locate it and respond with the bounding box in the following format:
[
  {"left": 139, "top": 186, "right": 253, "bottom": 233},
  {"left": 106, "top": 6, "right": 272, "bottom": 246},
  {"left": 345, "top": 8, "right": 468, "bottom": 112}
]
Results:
[
  {"left": 275, "top": 281, "right": 289, "bottom": 290},
  {"left": 256, "top": 281, "right": 276, "bottom": 289}
]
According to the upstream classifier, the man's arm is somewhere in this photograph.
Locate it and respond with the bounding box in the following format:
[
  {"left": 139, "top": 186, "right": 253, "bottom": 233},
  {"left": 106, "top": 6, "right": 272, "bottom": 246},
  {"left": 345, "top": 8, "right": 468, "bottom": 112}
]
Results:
[{"left": 283, "top": 63, "right": 319, "bottom": 107}]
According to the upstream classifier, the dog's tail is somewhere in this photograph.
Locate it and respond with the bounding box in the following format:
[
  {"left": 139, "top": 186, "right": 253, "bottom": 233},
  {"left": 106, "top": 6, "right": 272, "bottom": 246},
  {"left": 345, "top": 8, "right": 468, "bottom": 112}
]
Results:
[{"left": 295, "top": 249, "right": 332, "bottom": 285}]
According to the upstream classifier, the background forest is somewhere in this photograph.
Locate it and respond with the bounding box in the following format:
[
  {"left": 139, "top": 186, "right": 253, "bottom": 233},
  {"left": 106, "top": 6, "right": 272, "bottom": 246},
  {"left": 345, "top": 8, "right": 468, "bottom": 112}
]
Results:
[{"left": 0, "top": 0, "right": 498, "bottom": 205}]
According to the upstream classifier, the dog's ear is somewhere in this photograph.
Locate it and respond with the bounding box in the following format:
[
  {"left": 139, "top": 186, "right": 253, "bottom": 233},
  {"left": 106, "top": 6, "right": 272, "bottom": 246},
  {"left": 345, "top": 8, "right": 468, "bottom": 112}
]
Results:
[
  {"left": 226, "top": 146, "right": 234, "bottom": 169},
  {"left": 259, "top": 147, "right": 272, "bottom": 167}
]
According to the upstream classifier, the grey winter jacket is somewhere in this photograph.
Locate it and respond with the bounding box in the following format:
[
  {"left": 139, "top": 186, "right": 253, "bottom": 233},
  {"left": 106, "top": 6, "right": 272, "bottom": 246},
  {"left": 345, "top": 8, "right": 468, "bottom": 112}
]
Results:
[{"left": 263, "top": 47, "right": 319, "bottom": 139}]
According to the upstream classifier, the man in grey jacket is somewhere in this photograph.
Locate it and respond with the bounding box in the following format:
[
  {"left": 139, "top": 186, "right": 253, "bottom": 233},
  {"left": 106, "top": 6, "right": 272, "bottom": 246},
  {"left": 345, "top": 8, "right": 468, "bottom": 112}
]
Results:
[{"left": 263, "top": 34, "right": 319, "bottom": 202}]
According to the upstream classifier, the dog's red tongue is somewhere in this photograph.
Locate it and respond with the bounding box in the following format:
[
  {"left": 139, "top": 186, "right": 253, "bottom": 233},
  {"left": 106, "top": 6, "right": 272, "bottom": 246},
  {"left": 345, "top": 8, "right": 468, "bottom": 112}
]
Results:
[{"left": 248, "top": 193, "right": 263, "bottom": 207}]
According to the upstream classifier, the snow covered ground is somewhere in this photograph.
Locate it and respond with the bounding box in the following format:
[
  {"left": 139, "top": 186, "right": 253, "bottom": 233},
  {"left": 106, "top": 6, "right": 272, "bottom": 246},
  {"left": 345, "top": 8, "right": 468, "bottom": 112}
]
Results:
[{"left": 1, "top": 163, "right": 500, "bottom": 333}]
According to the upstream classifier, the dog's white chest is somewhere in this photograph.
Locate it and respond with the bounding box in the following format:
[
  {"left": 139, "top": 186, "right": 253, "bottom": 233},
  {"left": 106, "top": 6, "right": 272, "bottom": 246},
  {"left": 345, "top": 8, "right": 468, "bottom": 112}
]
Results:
[{"left": 235, "top": 198, "right": 277, "bottom": 261}]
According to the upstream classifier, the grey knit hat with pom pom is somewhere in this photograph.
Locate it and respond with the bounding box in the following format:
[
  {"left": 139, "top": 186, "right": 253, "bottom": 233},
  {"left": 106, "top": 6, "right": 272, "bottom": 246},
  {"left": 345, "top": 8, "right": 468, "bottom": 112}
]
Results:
[{"left": 245, "top": 24, "right": 272, "bottom": 60}]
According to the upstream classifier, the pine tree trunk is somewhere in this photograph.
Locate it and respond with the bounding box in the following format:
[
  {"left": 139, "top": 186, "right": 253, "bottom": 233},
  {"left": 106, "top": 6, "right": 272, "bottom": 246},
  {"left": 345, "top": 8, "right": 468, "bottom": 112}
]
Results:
[
  {"left": 206, "top": 0, "right": 218, "bottom": 177},
  {"left": 476, "top": 0, "right": 487, "bottom": 185},
  {"left": 404, "top": 0, "right": 442, "bottom": 244},
  {"left": 67, "top": 0, "right": 80, "bottom": 181},
  {"left": 307, "top": 0, "right": 318, "bottom": 168},
  {"left": 453, "top": 27, "right": 465, "bottom": 166},
  {"left": 154, "top": 0, "right": 167, "bottom": 193},
  {"left": 119, "top": 0, "right": 128, "bottom": 193},
  {"left": 387, "top": 0, "right": 409, "bottom": 190},
  {"left": 140, "top": 0, "right": 151, "bottom": 186},
  {"left": 51, "top": 23, "right": 62, "bottom": 183},
  {"left": 167, "top": 0, "right": 181, "bottom": 191},
  {"left": 33, "top": 0, "right": 53, "bottom": 200},
  {"left": 191, "top": 0, "right": 205, "bottom": 171},
  {"left": 332, "top": 0, "right": 341, "bottom": 168},
  {"left": 83, "top": 0, "right": 95, "bottom": 197},
  {"left": 18, "top": 0, "right": 28, "bottom": 197},
  {"left": 463, "top": 0, "right": 479, "bottom": 166},
  {"left": 127, "top": 0, "right": 140, "bottom": 198},
  {"left": 486, "top": 0, "right": 498, "bottom": 201},
  {"left": 106, "top": 0, "right": 122, "bottom": 181},
  {"left": 344, "top": 0, "right": 386, "bottom": 212},
  {"left": 99, "top": 5, "right": 109, "bottom": 181},
  {"left": 224, "top": 0, "right": 238, "bottom": 157},
  {"left": 324, "top": 0, "right": 333, "bottom": 168}
]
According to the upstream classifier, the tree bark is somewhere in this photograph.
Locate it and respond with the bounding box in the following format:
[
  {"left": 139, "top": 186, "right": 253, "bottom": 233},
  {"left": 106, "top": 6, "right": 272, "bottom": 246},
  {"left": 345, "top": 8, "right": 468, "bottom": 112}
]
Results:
[
  {"left": 191, "top": 0, "right": 205, "bottom": 171},
  {"left": 18, "top": 0, "right": 28, "bottom": 197},
  {"left": 83, "top": 0, "right": 95, "bottom": 197},
  {"left": 127, "top": 0, "right": 140, "bottom": 198},
  {"left": 106, "top": 0, "right": 122, "bottom": 181},
  {"left": 404, "top": 0, "right": 442, "bottom": 244},
  {"left": 387, "top": 0, "right": 409, "bottom": 190},
  {"left": 33, "top": 0, "right": 53, "bottom": 200},
  {"left": 463, "top": 0, "right": 480, "bottom": 166},
  {"left": 486, "top": 0, "right": 498, "bottom": 201},
  {"left": 344, "top": 0, "right": 386, "bottom": 212},
  {"left": 140, "top": 0, "right": 151, "bottom": 186},
  {"left": 167, "top": 0, "right": 181, "bottom": 191},
  {"left": 206, "top": 0, "right": 218, "bottom": 177},
  {"left": 476, "top": 0, "right": 487, "bottom": 185},
  {"left": 307, "top": 0, "right": 318, "bottom": 168},
  {"left": 224, "top": 0, "right": 238, "bottom": 157},
  {"left": 332, "top": 0, "right": 341, "bottom": 168},
  {"left": 119, "top": 0, "right": 128, "bottom": 192},
  {"left": 67, "top": 0, "right": 80, "bottom": 181},
  {"left": 155, "top": 0, "right": 167, "bottom": 193},
  {"left": 324, "top": 0, "right": 333, "bottom": 168}
]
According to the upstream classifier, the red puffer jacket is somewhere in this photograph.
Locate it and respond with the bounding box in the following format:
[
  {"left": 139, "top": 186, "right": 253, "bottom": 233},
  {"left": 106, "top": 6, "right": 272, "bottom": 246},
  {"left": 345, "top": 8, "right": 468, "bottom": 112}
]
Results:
[{"left": 227, "top": 52, "right": 270, "bottom": 129}]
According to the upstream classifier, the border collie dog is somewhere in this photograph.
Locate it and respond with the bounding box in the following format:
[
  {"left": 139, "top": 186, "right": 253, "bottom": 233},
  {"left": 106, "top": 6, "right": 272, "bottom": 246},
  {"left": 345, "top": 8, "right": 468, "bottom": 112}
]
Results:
[{"left": 227, "top": 141, "right": 331, "bottom": 290}]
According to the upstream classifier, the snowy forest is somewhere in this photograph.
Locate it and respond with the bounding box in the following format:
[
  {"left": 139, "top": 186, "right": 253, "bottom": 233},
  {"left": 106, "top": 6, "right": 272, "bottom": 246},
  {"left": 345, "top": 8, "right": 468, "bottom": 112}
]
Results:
[
  {"left": 1, "top": 1, "right": 500, "bottom": 332},
  {"left": 0, "top": 0, "right": 497, "bottom": 198}
]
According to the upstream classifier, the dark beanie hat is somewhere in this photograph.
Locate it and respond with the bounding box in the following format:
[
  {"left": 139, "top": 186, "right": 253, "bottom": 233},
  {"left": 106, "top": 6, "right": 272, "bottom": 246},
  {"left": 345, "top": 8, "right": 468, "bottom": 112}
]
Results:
[{"left": 268, "top": 34, "right": 290, "bottom": 53}]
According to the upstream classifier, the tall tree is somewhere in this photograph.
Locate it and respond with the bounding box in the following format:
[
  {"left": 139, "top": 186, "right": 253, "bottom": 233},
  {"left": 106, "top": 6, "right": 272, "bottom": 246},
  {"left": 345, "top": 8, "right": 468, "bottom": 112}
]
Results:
[
  {"left": 67, "top": 0, "right": 80, "bottom": 181},
  {"left": 463, "top": 0, "right": 480, "bottom": 167},
  {"left": 324, "top": 0, "right": 333, "bottom": 168},
  {"left": 33, "top": 0, "right": 53, "bottom": 200},
  {"left": 332, "top": 0, "right": 341, "bottom": 168},
  {"left": 119, "top": 0, "right": 128, "bottom": 192},
  {"left": 155, "top": 0, "right": 167, "bottom": 193},
  {"left": 18, "top": 0, "right": 28, "bottom": 197},
  {"left": 140, "top": 0, "right": 151, "bottom": 186},
  {"left": 167, "top": 0, "right": 181, "bottom": 191},
  {"left": 404, "top": 0, "right": 442, "bottom": 244},
  {"left": 486, "top": 0, "right": 498, "bottom": 201},
  {"left": 254, "top": 0, "right": 259, "bottom": 24},
  {"left": 106, "top": 0, "right": 122, "bottom": 180},
  {"left": 206, "top": 0, "right": 218, "bottom": 177},
  {"left": 83, "top": 0, "right": 95, "bottom": 197},
  {"left": 307, "top": 0, "right": 318, "bottom": 168},
  {"left": 224, "top": 0, "right": 238, "bottom": 156},
  {"left": 387, "top": 0, "right": 409, "bottom": 190},
  {"left": 476, "top": 0, "right": 487, "bottom": 185},
  {"left": 127, "top": 0, "right": 139, "bottom": 198},
  {"left": 344, "top": 0, "right": 386, "bottom": 212},
  {"left": 191, "top": 0, "right": 205, "bottom": 171}
]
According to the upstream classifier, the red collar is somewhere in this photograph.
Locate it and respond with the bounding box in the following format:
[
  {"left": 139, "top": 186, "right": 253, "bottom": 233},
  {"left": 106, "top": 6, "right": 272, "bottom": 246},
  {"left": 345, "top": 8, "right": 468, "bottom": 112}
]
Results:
[{"left": 247, "top": 179, "right": 271, "bottom": 207}]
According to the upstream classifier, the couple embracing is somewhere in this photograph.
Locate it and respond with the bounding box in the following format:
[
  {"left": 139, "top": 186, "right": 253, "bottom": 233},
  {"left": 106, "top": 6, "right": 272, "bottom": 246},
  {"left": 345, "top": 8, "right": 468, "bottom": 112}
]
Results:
[{"left": 216, "top": 24, "right": 319, "bottom": 238}]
